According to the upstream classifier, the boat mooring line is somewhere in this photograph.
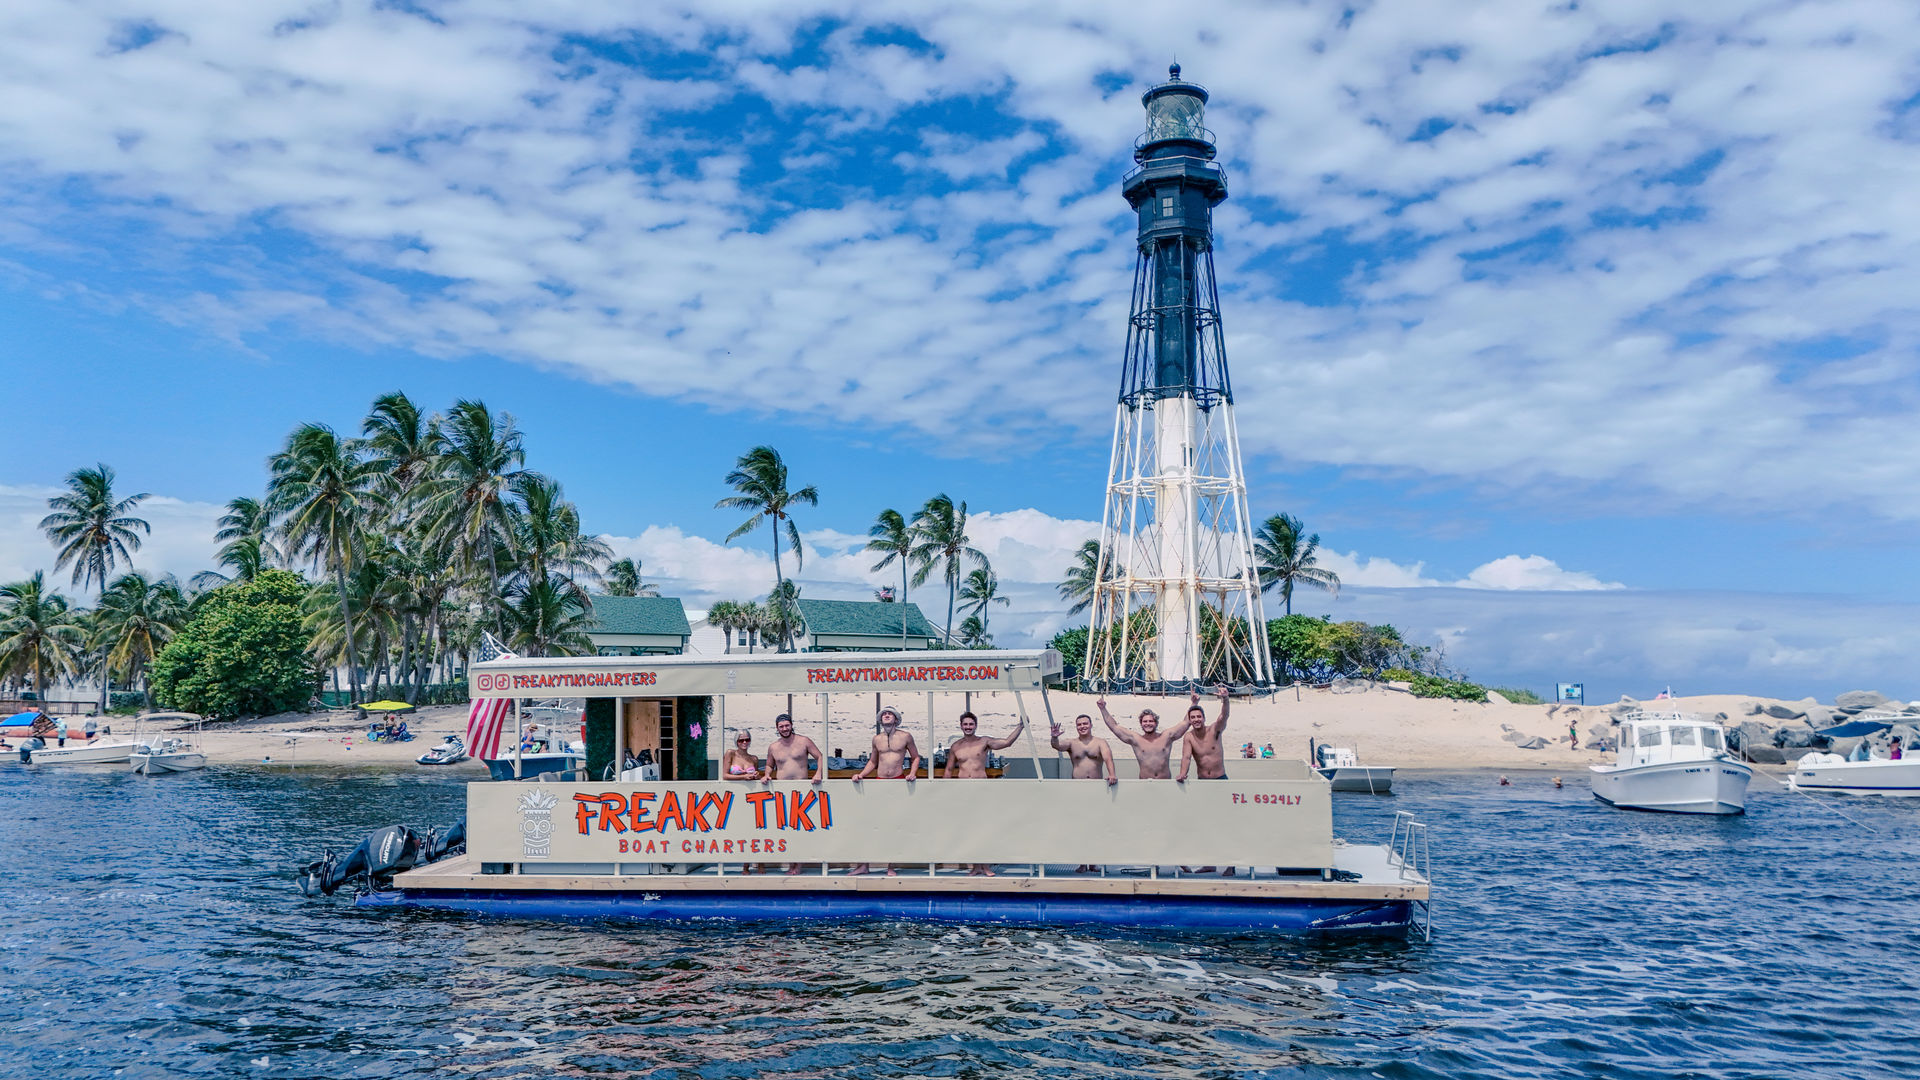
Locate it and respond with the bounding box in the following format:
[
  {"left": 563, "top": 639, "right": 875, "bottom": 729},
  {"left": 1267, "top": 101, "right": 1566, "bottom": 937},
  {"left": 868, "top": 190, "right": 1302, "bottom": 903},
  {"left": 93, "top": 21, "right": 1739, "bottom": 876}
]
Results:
[{"left": 1750, "top": 762, "right": 1878, "bottom": 832}]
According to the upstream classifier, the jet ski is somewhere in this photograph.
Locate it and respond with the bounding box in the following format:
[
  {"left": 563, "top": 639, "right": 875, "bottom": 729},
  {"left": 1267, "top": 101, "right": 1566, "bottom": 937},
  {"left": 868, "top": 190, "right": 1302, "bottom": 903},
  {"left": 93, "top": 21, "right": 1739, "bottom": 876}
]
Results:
[{"left": 415, "top": 734, "right": 468, "bottom": 766}]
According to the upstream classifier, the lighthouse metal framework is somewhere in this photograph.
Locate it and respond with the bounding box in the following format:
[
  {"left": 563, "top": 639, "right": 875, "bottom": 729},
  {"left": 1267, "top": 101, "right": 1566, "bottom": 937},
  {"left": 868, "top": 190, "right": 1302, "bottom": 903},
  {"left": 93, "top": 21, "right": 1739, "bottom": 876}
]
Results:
[{"left": 1086, "top": 66, "right": 1273, "bottom": 691}]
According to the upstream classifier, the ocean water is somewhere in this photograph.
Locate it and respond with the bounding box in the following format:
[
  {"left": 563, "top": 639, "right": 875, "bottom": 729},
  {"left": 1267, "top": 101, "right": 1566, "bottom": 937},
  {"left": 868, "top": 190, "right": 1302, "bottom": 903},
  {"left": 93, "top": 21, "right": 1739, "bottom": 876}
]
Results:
[{"left": 1, "top": 765, "right": 1915, "bottom": 1079}]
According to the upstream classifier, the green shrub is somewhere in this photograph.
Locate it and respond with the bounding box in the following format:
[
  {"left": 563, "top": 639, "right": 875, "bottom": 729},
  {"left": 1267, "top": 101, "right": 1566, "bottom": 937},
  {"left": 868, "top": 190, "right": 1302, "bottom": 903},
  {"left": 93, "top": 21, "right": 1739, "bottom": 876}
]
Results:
[
  {"left": 1491, "top": 686, "right": 1545, "bottom": 705},
  {"left": 1407, "top": 673, "right": 1487, "bottom": 702},
  {"left": 1379, "top": 667, "right": 1420, "bottom": 683},
  {"left": 149, "top": 570, "right": 318, "bottom": 720}
]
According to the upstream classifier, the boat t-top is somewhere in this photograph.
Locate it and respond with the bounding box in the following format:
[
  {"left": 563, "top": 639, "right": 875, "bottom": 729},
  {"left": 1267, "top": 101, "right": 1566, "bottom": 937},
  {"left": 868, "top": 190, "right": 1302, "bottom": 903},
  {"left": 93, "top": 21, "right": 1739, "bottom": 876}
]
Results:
[
  {"left": 355, "top": 650, "right": 1433, "bottom": 937},
  {"left": 129, "top": 713, "right": 207, "bottom": 775},
  {"left": 1790, "top": 711, "right": 1920, "bottom": 796},
  {"left": 1590, "top": 709, "right": 1751, "bottom": 814}
]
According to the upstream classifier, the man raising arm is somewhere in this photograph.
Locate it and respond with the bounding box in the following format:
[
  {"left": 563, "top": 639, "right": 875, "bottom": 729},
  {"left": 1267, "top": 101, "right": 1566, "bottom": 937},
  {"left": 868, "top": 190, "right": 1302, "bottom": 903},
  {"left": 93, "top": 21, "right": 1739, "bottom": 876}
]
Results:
[
  {"left": 1176, "top": 687, "right": 1233, "bottom": 782},
  {"left": 1097, "top": 696, "right": 1196, "bottom": 780},
  {"left": 942, "top": 711, "right": 1024, "bottom": 778}
]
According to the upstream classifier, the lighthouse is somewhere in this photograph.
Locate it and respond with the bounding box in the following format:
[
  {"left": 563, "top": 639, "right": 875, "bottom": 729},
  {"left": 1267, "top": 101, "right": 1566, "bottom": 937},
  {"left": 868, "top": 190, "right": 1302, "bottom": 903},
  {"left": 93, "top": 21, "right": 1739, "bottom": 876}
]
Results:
[{"left": 1086, "top": 65, "right": 1273, "bottom": 690}]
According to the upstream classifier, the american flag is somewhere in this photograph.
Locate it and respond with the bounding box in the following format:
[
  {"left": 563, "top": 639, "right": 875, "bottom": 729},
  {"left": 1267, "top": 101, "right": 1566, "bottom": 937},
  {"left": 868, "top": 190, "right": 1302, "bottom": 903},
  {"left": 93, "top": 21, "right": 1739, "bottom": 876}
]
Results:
[{"left": 464, "top": 632, "right": 516, "bottom": 760}]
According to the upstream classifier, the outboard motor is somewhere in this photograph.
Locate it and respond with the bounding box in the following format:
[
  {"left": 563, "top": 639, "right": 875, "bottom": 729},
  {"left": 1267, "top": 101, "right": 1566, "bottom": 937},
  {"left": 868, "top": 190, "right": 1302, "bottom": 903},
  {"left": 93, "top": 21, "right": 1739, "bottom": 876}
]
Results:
[{"left": 299, "top": 816, "right": 468, "bottom": 897}]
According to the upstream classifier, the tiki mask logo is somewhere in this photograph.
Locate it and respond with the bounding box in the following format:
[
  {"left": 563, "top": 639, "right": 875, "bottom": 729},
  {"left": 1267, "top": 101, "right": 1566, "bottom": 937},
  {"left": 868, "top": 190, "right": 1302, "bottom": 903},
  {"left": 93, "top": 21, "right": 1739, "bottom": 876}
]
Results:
[{"left": 517, "top": 788, "right": 558, "bottom": 859}]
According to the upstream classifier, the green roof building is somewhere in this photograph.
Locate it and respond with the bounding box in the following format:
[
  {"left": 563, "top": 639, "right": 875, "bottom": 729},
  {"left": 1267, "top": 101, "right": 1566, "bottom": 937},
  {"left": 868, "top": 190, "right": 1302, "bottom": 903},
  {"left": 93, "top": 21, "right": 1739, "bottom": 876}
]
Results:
[
  {"left": 584, "top": 595, "right": 692, "bottom": 655},
  {"left": 795, "top": 598, "right": 940, "bottom": 652}
]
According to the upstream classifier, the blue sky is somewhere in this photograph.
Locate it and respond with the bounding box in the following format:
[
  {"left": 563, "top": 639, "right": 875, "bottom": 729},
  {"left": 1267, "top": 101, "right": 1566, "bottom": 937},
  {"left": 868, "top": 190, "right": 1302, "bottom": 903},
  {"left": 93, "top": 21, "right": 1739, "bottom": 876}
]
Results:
[{"left": 3, "top": 1, "right": 1919, "bottom": 702}]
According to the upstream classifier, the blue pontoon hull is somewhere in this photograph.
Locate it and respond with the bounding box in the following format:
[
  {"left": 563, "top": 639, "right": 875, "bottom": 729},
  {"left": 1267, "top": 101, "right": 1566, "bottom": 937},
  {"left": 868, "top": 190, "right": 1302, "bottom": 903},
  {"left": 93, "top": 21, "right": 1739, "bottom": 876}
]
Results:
[{"left": 358, "top": 887, "right": 1413, "bottom": 934}]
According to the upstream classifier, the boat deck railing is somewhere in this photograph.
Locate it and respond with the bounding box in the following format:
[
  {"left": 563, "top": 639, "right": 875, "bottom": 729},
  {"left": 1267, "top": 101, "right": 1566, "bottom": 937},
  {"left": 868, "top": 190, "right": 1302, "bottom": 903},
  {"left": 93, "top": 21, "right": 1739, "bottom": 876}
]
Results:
[{"left": 1388, "top": 811, "right": 1433, "bottom": 941}]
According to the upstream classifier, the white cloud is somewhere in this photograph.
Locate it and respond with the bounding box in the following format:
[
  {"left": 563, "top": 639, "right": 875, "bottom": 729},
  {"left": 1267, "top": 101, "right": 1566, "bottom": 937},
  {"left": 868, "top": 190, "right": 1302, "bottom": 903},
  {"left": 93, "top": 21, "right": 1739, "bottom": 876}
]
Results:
[
  {"left": 2, "top": 2, "right": 1919, "bottom": 522},
  {"left": 1457, "top": 554, "right": 1624, "bottom": 592},
  {"left": 0, "top": 484, "right": 222, "bottom": 594}
]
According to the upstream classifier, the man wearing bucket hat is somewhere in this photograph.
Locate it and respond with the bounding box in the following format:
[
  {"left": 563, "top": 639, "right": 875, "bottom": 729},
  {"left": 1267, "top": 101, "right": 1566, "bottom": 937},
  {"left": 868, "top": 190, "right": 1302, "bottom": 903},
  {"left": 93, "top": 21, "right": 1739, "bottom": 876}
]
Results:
[{"left": 847, "top": 705, "right": 920, "bottom": 876}]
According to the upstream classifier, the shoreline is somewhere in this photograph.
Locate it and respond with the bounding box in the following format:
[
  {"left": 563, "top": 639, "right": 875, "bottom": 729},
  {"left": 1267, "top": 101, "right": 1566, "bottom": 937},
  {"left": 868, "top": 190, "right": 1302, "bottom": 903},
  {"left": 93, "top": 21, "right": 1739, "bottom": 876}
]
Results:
[{"left": 30, "top": 687, "right": 1840, "bottom": 774}]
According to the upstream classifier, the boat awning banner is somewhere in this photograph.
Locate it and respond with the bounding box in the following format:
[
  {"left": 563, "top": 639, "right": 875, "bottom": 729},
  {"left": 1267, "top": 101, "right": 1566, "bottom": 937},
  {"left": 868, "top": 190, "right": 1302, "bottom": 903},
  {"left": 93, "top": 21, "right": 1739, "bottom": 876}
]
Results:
[
  {"left": 469, "top": 650, "right": 1063, "bottom": 698},
  {"left": 469, "top": 777, "right": 1334, "bottom": 870},
  {"left": 1817, "top": 718, "right": 1905, "bottom": 738}
]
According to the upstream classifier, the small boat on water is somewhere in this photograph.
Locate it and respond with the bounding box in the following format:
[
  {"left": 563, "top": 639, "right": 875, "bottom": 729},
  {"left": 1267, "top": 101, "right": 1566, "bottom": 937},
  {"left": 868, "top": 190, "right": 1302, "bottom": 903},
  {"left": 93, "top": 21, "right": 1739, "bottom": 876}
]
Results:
[
  {"left": 23, "top": 738, "right": 143, "bottom": 765},
  {"left": 1590, "top": 710, "right": 1750, "bottom": 814},
  {"left": 1790, "top": 711, "right": 1920, "bottom": 796},
  {"left": 129, "top": 715, "right": 207, "bottom": 775},
  {"left": 1311, "top": 741, "right": 1395, "bottom": 793}
]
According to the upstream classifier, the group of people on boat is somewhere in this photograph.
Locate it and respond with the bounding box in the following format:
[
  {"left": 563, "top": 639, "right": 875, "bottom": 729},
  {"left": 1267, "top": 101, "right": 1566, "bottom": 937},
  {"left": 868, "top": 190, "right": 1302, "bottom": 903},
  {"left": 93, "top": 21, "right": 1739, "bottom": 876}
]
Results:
[{"left": 715, "top": 688, "right": 1235, "bottom": 878}]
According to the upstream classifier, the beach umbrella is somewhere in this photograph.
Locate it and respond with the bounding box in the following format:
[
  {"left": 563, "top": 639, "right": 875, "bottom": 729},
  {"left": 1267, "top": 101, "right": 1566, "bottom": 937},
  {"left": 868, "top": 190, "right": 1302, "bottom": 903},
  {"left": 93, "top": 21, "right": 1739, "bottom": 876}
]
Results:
[{"left": 359, "top": 700, "right": 417, "bottom": 713}]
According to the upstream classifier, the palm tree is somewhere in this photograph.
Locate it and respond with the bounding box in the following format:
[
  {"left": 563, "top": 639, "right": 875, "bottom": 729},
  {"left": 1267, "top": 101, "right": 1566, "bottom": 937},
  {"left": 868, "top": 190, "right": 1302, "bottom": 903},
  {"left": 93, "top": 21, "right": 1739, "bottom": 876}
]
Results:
[
  {"left": 1253, "top": 513, "right": 1341, "bottom": 616},
  {"left": 957, "top": 565, "right": 1009, "bottom": 636},
  {"left": 507, "top": 473, "right": 611, "bottom": 600},
  {"left": 762, "top": 580, "right": 804, "bottom": 652},
  {"left": 216, "top": 496, "right": 282, "bottom": 569},
  {"left": 430, "top": 399, "right": 528, "bottom": 634},
  {"left": 605, "top": 558, "right": 639, "bottom": 597},
  {"left": 0, "top": 572, "right": 86, "bottom": 696},
  {"left": 269, "top": 423, "right": 379, "bottom": 702},
  {"left": 865, "top": 508, "right": 913, "bottom": 649},
  {"left": 93, "top": 572, "right": 188, "bottom": 706},
  {"left": 957, "top": 614, "right": 992, "bottom": 648},
  {"left": 716, "top": 446, "right": 817, "bottom": 651},
  {"left": 503, "top": 576, "right": 596, "bottom": 657},
  {"left": 39, "top": 463, "right": 151, "bottom": 592},
  {"left": 362, "top": 391, "right": 441, "bottom": 498},
  {"left": 1058, "top": 539, "right": 1106, "bottom": 616},
  {"left": 908, "top": 494, "right": 985, "bottom": 644},
  {"left": 706, "top": 599, "right": 742, "bottom": 653}
]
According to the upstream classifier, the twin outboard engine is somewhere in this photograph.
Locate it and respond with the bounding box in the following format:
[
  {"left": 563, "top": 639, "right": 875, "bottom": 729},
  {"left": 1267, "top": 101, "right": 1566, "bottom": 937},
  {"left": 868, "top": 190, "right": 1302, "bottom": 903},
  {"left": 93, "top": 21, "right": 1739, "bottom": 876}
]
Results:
[{"left": 298, "top": 818, "right": 465, "bottom": 897}]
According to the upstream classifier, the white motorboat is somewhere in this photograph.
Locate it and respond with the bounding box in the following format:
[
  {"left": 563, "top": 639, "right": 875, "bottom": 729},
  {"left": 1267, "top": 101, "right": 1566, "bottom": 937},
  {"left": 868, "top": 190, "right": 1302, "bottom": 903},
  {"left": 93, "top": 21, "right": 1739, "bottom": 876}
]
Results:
[
  {"left": 1590, "top": 711, "right": 1751, "bottom": 814},
  {"left": 128, "top": 714, "right": 207, "bottom": 774},
  {"left": 24, "top": 738, "right": 144, "bottom": 765},
  {"left": 132, "top": 736, "right": 207, "bottom": 774},
  {"left": 1311, "top": 742, "right": 1395, "bottom": 793},
  {"left": 1789, "top": 712, "right": 1920, "bottom": 795}
]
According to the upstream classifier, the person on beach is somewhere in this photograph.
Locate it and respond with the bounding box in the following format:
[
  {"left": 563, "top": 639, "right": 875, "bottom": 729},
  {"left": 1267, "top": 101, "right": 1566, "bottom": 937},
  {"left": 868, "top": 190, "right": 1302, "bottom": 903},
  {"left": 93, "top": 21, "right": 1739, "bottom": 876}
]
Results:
[
  {"left": 1096, "top": 696, "right": 1194, "bottom": 779},
  {"left": 758, "top": 714, "right": 826, "bottom": 785},
  {"left": 847, "top": 707, "right": 920, "bottom": 877},
  {"left": 1241, "top": 742, "right": 1256, "bottom": 759},
  {"left": 1569, "top": 718, "right": 1580, "bottom": 750},
  {"left": 944, "top": 711, "right": 1025, "bottom": 876},
  {"left": 1260, "top": 744, "right": 1274, "bottom": 758},
  {"left": 722, "top": 731, "right": 760, "bottom": 781},
  {"left": 1176, "top": 687, "right": 1233, "bottom": 782}
]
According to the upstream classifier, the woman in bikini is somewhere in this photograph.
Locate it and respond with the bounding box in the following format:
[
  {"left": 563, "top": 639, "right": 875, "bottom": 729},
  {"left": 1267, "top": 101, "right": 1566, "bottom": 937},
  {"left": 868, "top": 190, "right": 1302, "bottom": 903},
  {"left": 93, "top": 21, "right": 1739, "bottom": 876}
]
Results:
[{"left": 723, "top": 731, "right": 760, "bottom": 781}]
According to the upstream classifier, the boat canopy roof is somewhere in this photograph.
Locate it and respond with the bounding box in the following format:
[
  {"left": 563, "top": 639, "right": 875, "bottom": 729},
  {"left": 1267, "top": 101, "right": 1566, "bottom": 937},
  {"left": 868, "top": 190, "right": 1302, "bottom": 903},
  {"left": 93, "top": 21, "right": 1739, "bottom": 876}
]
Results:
[
  {"left": 0, "top": 710, "right": 45, "bottom": 727},
  {"left": 1816, "top": 713, "right": 1913, "bottom": 739},
  {"left": 470, "top": 649, "right": 1063, "bottom": 699}
]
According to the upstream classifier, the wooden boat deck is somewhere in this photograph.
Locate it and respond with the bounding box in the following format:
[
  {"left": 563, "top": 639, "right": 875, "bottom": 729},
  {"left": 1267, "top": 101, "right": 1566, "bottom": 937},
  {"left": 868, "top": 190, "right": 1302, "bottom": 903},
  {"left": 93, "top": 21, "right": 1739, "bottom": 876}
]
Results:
[{"left": 391, "top": 843, "right": 1427, "bottom": 902}]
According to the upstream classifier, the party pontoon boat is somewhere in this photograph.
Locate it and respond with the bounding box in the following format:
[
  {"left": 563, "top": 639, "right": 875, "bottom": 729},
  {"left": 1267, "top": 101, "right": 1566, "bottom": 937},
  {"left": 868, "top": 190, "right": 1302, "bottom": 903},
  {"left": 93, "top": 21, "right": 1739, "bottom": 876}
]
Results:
[{"left": 365, "top": 650, "right": 1432, "bottom": 936}]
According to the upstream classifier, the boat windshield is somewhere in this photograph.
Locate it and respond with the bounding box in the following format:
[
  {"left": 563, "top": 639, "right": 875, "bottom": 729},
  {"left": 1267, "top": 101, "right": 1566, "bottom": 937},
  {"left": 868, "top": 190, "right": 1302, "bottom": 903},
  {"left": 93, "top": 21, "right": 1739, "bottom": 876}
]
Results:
[
  {"left": 1670, "top": 726, "right": 1698, "bottom": 746},
  {"left": 1637, "top": 726, "right": 1665, "bottom": 748},
  {"left": 1701, "top": 727, "right": 1723, "bottom": 750}
]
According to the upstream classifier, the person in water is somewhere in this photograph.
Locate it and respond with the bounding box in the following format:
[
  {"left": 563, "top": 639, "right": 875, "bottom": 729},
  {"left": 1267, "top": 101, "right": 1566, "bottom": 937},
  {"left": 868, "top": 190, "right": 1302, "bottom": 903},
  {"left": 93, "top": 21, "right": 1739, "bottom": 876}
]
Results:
[
  {"left": 1096, "top": 697, "right": 1194, "bottom": 779},
  {"left": 1176, "top": 687, "right": 1234, "bottom": 782},
  {"left": 722, "top": 730, "right": 759, "bottom": 781},
  {"left": 848, "top": 706, "right": 921, "bottom": 877},
  {"left": 943, "top": 711, "right": 1025, "bottom": 876}
]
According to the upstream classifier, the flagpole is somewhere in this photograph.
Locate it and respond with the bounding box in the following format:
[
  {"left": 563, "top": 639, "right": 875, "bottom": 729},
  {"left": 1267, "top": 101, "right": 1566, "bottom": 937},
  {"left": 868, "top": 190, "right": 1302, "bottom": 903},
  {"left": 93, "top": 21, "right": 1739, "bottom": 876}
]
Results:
[{"left": 513, "top": 698, "right": 523, "bottom": 780}]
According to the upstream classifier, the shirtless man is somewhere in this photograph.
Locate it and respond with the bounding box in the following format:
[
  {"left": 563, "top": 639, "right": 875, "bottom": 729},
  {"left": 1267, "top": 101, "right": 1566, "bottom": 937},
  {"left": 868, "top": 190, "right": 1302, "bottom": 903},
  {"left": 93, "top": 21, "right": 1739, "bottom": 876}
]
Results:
[
  {"left": 757, "top": 714, "right": 825, "bottom": 875},
  {"left": 1050, "top": 714, "right": 1118, "bottom": 786},
  {"left": 944, "top": 711, "right": 1025, "bottom": 877},
  {"left": 1175, "top": 687, "right": 1234, "bottom": 875},
  {"left": 757, "top": 714, "right": 826, "bottom": 785},
  {"left": 1175, "top": 687, "right": 1233, "bottom": 782},
  {"left": 722, "top": 731, "right": 760, "bottom": 781},
  {"left": 1096, "top": 696, "right": 1196, "bottom": 780},
  {"left": 847, "top": 706, "right": 920, "bottom": 876},
  {"left": 942, "top": 711, "right": 1024, "bottom": 778}
]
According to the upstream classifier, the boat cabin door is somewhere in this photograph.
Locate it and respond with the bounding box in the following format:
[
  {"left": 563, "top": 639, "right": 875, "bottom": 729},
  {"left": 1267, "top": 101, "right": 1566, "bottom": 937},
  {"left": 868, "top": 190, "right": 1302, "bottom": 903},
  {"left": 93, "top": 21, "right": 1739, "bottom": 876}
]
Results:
[{"left": 620, "top": 698, "right": 677, "bottom": 780}]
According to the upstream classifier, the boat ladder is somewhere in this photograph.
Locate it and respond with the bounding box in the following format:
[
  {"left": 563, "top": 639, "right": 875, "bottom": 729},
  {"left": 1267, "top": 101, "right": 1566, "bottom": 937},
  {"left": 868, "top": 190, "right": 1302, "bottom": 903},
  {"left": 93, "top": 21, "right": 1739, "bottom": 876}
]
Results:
[{"left": 1388, "top": 810, "right": 1433, "bottom": 942}]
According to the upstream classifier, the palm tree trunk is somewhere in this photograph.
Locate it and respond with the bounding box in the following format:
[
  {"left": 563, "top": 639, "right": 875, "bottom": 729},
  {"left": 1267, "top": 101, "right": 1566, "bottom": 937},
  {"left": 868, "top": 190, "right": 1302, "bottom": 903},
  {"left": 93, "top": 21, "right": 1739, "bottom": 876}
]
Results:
[
  {"left": 900, "top": 563, "right": 909, "bottom": 649},
  {"left": 945, "top": 560, "right": 957, "bottom": 644},
  {"left": 334, "top": 561, "right": 361, "bottom": 703},
  {"left": 769, "top": 519, "right": 786, "bottom": 653}
]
